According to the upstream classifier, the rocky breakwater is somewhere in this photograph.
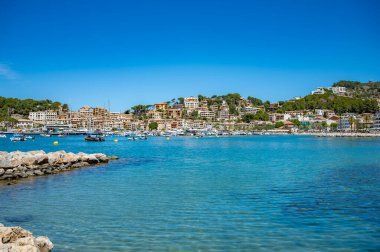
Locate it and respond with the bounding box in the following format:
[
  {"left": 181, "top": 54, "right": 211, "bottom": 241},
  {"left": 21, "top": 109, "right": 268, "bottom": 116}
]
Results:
[
  {"left": 0, "top": 223, "right": 53, "bottom": 252},
  {"left": 0, "top": 150, "right": 118, "bottom": 182}
]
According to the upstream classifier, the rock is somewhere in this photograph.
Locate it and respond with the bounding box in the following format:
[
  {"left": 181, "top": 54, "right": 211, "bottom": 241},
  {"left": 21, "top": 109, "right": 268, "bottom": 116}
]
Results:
[
  {"left": 36, "top": 155, "right": 49, "bottom": 165},
  {"left": 0, "top": 224, "right": 53, "bottom": 252},
  {"left": 14, "top": 236, "right": 35, "bottom": 246},
  {"left": 0, "top": 174, "right": 14, "bottom": 180},
  {"left": 86, "top": 154, "right": 99, "bottom": 164},
  {"left": 26, "top": 171, "right": 35, "bottom": 176},
  {"left": 34, "top": 236, "right": 53, "bottom": 251},
  {"left": 1, "top": 226, "right": 32, "bottom": 243},
  {"left": 71, "top": 162, "right": 89, "bottom": 168},
  {"left": 0, "top": 151, "right": 117, "bottom": 182},
  {"left": 33, "top": 170, "right": 44, "bottom": 176},
  {"left": 94, "top": 153, "right": 108, "bottom": 162},
  {"left": 5, "top": 169, "right": 14, "bottom": 175}
]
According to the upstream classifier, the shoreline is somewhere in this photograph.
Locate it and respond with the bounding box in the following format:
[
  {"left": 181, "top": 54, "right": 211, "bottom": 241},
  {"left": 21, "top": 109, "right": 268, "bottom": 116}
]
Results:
[
  {"left": 0, "top": 151, "right": 118, "bottom": 184},
  {"left": 0, "top": 223, "right": 53, "bottom": 251}
]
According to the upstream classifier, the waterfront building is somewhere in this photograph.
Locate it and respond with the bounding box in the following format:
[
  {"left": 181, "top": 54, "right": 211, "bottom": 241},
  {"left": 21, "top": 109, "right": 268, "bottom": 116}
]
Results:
[
  {"left": 16, "top": 119, "right": 33, "bottom": 129},
  {"left": 29, "top": 111, "right": 58, "bottom": 125},
  {"left": 184, "top": 97, "right": 199, "bottom": 109},
  {"left": 373, "top": 112, "right": 380, "bottom": 130},
  {"left": 338, "top": 114, "right": 357, "bottom": 131}
]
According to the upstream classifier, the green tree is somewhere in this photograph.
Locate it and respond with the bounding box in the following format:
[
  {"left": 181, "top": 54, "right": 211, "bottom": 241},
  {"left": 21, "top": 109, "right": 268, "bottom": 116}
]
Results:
[
  {"left": 148, "top": 122, "right": 158, "bottom": 130},
  {"left": 275, "top": 121, "right": 284, "bottom": 128},
  {"left": 348, "top": 116, "right": 355, "bottom": 132},
  {"left": 131, "top": 105, "right": 151, "bottom": 117},
  {"left": 178, "top": 97, "right": 184, "bottom": 105},
  {"left": 330, "top": 122, "right": 338, "bottom": 131},
  {"left": 247, "top": 96, "right": 263, "bottom": 106},
  {"left": 321, "top": 121, "right": 328, "bottom": 131},
  {"left": 291, "top": 119, "right": 301, "bottom": 127},
  {"left": 190, "top": 110, "right": 198, "bottom": 119}
]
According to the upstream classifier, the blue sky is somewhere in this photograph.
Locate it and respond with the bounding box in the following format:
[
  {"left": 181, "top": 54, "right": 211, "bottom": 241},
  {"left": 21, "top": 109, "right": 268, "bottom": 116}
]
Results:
[{"left": 0, "top": 0, "right": 379, "bottom": 111}]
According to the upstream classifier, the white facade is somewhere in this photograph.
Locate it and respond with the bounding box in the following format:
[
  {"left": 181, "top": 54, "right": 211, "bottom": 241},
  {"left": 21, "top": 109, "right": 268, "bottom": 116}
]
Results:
[
  {"left": 16, "top": 119, "right": 33, "bottom": 128},
  {"left": 184, "top": 97, "right": 199, "bottom": 109},
  {"left": 29, "top": 111, "right": 58, "bottom": 124},
  {"left": 199, "top": 110, "right": 215, "bottom": 119},
  {"left": 373, "top": 112, "right": 380, "bottom": 130},
  {"left": 329, "top": 86, "right": 347, "bottom": 95},
  {"left": 311, "top": 87, "right": 325, "bottom": 95},
  {"left": 242, "top": 106, "right": 259, "bottom": 114}
]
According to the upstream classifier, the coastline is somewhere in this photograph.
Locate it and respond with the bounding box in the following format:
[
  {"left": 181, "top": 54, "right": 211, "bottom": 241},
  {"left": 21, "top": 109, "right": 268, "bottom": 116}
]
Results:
[
  {"left": 0, "top": 151, "right": 118, "bottom": 184},
  {"left": 0, "top": 223, "right": 53, "bottom": 251}
]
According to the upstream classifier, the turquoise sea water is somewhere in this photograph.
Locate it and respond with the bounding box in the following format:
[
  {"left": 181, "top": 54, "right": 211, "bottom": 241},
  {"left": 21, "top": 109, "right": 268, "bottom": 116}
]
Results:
[{"left": 0, "top": 135, "right": 380, "bottom": 251}]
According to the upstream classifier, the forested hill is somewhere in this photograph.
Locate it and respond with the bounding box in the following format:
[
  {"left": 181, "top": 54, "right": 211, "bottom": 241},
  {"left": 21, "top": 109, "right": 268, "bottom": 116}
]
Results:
[
  {"left": 333, "top": 80, "right": 380, "bottom": 99},
  {"left": 278, "top": 93, "right": 378, "bottom": 115},
  {"left": 0, "top": 97, "right": 68, "bottom": 121}
]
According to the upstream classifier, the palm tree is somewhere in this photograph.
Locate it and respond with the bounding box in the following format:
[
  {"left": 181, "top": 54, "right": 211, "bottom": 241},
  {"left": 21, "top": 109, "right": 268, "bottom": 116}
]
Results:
[
  {"left": 348, "top": 116, "right": 355, "bottom": 132},
  {"left": 364, "top": 114, "right": 371, "bottom": 131}
]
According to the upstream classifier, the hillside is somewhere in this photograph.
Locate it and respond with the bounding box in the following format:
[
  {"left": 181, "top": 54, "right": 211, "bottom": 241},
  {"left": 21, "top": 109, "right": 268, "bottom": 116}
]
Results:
[
  {"left": 278, "top": 93, "right": 378, "bottom": 115},
  {"left": 332, "top": 80, "right": 380, "bottom": 99},
  {"left": 0, "top": 97, "right": 68, "bottom": 121}
]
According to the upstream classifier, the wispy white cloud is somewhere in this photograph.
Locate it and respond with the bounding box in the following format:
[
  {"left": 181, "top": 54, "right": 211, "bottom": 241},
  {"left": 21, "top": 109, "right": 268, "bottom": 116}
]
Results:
[{"left": 0, "top": 64, "right": 19, "bottom": 80}]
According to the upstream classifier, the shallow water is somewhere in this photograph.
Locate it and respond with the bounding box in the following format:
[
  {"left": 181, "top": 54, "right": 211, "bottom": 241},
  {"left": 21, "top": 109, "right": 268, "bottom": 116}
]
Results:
[{"left": 1, "top": 135, "right": 380, "bottom": 251}]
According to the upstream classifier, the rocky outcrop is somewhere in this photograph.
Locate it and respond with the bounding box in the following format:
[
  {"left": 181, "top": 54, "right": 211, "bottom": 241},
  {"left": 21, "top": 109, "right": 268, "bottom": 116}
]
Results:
[
  {"left": 0, "top": 223, "right": 53, "bottom": 251},
  {"left": 0, "top": 151, "right": 119, "bottom": 182}
]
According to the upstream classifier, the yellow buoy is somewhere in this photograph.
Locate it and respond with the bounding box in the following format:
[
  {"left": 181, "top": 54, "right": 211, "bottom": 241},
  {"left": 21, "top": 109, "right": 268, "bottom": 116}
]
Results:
[
  {"left": 166, "top": 137, "right": 170, "bottom": 140},
  {"left": 53, "top": 141, "right": 59, "bottom": 145},
  {"left": 114, "top": 139, "right": 118, "bottom": 142}
]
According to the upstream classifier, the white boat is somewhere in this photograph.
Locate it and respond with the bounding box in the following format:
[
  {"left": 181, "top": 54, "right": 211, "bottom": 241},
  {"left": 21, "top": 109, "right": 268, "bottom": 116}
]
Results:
[
  {"left": 25, "top": 135, "right": 35, "bottom": 140},
  {"left": 10, "top": 133, "right": 26, "bottom": 142},
  {"left": 40, "top": 133, "right": 51, "bottom": 137},
  {"left": 0, "top": 134, "right": 7, "bottom": 138}
]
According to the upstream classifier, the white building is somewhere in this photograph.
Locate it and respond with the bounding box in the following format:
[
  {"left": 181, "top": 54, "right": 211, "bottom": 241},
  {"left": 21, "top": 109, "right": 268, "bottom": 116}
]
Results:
[
  {"left": 29, "top": 111, "right": 58, "bottom": 125},
  {"left": 218, "top": 110, "right": 229, "bottom": 120},
  {"left": 373, "top": 112, "right": 380, "bottom": 130},
  {"left": 16, "top": 119, "right": 34, "bottom": 129},
  {"left": 328, "top": 86, "right": 347, "bottom": 95},
  {"left": 311, "top": 87, "right": 326, "bottom": 95},
  {"left": 184, "top": 97, "right": 199, "bottom": 109},
  {"left": 242, "top": 106, "right": 260, "bottom": 114},
  {"left": 199, "top": 111, "right": 215, "bottom": 119}
]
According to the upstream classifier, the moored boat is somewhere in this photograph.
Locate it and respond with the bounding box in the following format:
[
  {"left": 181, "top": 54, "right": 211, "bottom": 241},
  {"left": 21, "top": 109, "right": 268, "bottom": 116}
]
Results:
[
  {"left": 84, "top": 131, "right": 105, "bottom": 141},
  {"left": 10, "top": 133, "right": 26, "bottom": 142}
]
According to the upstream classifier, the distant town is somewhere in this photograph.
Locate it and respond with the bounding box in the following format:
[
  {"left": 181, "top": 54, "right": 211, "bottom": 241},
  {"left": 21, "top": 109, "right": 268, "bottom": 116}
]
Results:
[{"left": 1, "top": 80, "right": 380, "bottom": 135}]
